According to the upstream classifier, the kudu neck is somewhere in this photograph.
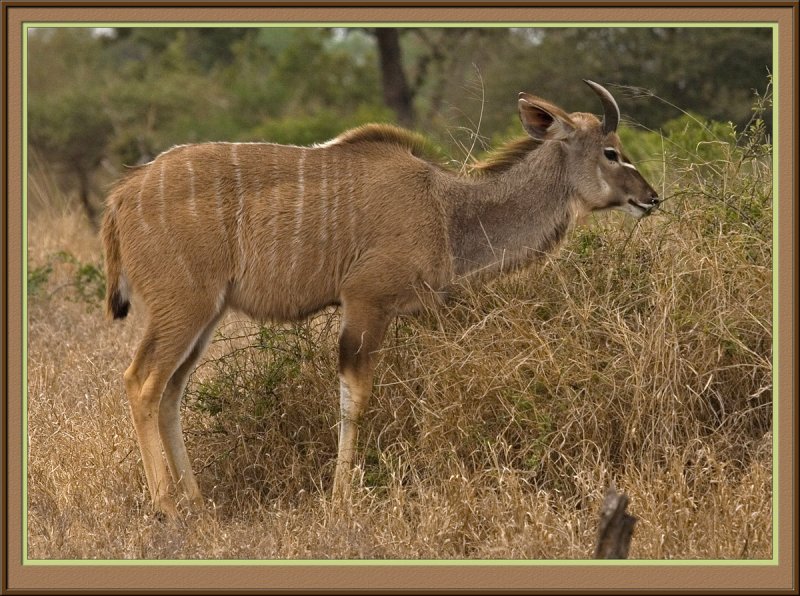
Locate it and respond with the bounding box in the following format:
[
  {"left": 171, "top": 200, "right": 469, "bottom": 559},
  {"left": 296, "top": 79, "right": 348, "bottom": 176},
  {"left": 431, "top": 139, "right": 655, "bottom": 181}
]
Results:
[{"left": 444, "top": 143, "right": 575, "bottom": 278}]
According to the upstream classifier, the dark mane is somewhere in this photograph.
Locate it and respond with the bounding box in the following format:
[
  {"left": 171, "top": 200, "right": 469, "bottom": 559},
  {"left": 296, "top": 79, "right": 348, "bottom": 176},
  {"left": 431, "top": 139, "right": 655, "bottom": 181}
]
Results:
[{"left": 469, "top": 137, "right": 542, "bottom": 175}]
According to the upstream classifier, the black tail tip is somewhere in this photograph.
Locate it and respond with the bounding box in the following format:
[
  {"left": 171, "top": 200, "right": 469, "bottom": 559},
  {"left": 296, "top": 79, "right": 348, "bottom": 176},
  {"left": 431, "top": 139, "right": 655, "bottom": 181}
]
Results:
[{"left": 110, "top": 290, "right": 130, "bottom": 320}]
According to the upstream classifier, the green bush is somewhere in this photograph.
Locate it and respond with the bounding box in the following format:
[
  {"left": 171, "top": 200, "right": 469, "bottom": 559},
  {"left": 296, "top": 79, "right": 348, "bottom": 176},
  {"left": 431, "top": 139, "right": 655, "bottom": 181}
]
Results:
[
  {"left": 247, "top": 103, "right": 396, "bottom": 146},
  {"left": 26, "top": 251, "right": 105, "bottom": 305}
]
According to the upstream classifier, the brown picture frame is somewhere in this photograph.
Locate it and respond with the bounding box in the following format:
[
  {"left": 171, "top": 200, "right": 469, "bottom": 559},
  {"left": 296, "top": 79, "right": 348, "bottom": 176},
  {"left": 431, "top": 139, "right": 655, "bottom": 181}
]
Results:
[{"left": 3, "top": 2, "right": 796, "bottom": 593}]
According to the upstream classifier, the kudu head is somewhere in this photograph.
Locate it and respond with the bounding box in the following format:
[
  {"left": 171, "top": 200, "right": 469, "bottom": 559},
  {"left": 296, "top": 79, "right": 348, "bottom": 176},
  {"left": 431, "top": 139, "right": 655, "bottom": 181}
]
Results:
[{"left": 518, "top": 80, "right": 659, "bottom": 219}]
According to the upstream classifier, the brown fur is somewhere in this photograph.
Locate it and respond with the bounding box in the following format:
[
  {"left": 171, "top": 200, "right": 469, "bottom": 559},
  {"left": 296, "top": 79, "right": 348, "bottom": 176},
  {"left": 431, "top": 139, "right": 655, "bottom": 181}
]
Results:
[
  {"left": 103, "top": 82, "right": 659, "bottom": 515},
  {"left": 326, "top": 123, "right": 441, "bottom": 160}
]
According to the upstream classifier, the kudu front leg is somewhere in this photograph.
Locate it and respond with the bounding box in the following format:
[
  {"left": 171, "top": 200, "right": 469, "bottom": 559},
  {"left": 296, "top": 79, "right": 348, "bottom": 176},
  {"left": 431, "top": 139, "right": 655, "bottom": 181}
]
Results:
[{"left": 332, "top": 301, "right": 390, "bottom": 502}]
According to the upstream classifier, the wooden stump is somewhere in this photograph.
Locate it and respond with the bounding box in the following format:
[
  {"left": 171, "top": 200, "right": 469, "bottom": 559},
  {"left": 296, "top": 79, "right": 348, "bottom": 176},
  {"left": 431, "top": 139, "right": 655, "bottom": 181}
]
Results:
[{"left": 594, "top": 484, "right": 637, "bottom": 559}]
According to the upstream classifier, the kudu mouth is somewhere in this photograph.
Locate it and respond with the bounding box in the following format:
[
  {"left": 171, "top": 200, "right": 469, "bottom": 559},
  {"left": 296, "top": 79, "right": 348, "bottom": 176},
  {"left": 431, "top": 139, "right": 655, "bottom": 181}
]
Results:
[{"left": 628, "top": 196, "right": 661, "bottom": 217}]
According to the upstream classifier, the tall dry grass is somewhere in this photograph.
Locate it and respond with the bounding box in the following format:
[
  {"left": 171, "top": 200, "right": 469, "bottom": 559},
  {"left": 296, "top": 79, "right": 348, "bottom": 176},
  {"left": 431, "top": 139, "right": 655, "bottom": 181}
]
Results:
[{"left": 26, "top": 122, "right": 772, "bottom": 560}]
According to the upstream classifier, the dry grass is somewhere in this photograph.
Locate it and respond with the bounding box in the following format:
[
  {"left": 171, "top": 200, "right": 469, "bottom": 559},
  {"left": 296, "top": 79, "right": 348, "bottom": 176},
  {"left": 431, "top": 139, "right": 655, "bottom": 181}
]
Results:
[{"left": 26, "top": 139, "right": 772, "bottom": 560}]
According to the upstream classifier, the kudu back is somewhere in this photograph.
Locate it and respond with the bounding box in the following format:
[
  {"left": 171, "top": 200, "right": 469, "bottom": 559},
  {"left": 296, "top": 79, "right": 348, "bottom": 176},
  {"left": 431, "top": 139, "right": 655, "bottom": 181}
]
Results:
[{"left": 103, "top": 80, "right": 658, "bottom": 515}]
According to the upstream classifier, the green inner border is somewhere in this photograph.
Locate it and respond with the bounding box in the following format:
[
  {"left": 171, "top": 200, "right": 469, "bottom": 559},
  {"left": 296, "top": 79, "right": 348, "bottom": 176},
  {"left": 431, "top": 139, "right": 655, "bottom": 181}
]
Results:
[{"left": 20, "top": 22, "right": 780, "bottom": 566}]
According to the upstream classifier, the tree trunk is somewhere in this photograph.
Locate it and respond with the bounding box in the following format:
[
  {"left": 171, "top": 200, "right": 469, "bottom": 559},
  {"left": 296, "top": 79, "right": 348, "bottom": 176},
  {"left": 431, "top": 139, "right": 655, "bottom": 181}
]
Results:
[
  {"left": 373, "top": 28, "right": 415, "bottom": 128},
  {"left": 594, "top": 484, "right": 637, "bottom": 559},
  {"left": 76, "top": 166, "right": 99, "bottom": 231}
]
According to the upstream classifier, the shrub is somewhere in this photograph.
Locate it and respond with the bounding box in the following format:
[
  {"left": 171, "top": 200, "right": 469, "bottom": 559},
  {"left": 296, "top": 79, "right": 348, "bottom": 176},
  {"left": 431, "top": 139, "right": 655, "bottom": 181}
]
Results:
[{"left": 27, "top": 250, "right": 105, "bottom": 305}]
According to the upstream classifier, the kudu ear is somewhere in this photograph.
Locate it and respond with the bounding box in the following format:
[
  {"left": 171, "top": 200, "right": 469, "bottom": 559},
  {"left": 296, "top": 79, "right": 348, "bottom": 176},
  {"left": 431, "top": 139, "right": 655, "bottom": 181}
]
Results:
[{"left": 518, "top": 92, "right": 575, "bottom": 141}]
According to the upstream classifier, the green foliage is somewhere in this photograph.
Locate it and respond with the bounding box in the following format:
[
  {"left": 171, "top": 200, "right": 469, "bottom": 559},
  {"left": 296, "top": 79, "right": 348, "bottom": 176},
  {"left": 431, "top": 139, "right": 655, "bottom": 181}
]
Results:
[
  {"left": 189, "top": 324, "right": 321, "bottom": 424},
  {"left": 738, "top": 74, "right": 773, "bottom": 161},
  {"left": 119, "top": 28, "right": 252, "bottom": 71},
  {"left": 183, "top": 320, "right": 340, "bottom": 498},
  {"left": 72, "top": 260, "right": 106, "bottom": 303},
  {"left": 28, "top": 90, "right": 113, "bottom": 166},
  {"left": 27, "top": 260, "right": 52, "bottom": 298},
  {"left": 617, "top": 81, "right": 772, "bottom": 241},
  {"left": 571, "top": 226, "right": 606, "bottom": 258},
  {"left": 617, "top": 114, "right": 737, "bottom": 186},
  {"left": 103, "top": 30, "right": 245, "bottom": 162},
  {"left": 27, "top": 250, "right": 105, "bottom": 304},
  {"left": 505, "top": 28, "right": 772, "bottom": 132},
  {"left": 192, "top": 378, "right": 226, "bottom": 417},
  {"left": 27, "top": 30, "right": 114, "bottom": 194},
  {"left": 249, "top": 104, "right": 395, "bottom": 145}
]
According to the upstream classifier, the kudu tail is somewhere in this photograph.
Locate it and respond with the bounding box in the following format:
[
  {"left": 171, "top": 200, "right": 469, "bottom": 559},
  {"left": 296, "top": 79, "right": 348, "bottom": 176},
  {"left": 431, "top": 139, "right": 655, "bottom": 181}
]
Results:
[{"left": 101, "top": 201, "right": 130, "bottom": 320}]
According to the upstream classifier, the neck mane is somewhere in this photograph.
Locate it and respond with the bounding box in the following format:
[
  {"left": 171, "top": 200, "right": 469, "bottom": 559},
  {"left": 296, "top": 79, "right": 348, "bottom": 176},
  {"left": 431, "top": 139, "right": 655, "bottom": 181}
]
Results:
[{"left": 468, "top": 137, "right": 543, "bottom": 176}]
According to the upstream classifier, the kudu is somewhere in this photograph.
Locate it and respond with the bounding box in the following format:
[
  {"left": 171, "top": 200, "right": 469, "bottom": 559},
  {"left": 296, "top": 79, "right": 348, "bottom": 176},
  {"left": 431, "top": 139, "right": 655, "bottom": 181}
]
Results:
[{"left": 103, "top": 80, "right": 659, "bottom": 516}]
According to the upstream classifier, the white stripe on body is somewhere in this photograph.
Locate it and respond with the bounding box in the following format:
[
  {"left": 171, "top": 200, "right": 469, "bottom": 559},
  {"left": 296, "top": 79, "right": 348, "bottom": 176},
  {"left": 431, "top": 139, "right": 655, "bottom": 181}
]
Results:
[
  {"left": 268, "top": 144, "right": 280, "bottom": 283},
  {"left": 187, "top": 160, "right": 197, "bottom": 219},
  {"left": 214, "top": 166, "right": 226, "bottom": 238},
  {"left": 138, "top": 166, "right": 152, "bottom": 233},
  {"left": 315, "top": 152, "right": 329, "bottom": 277},
  {"left": 243, "top": 164, "right": 262, "bottom": 284},
  {"left": 231, "top": 145, "right": 246, "bottom": 277},
  {"left": 156, "top": 158, "right": 194, "bottom": 283},
  {"left": 158, "top": 160, "right": 167, "bottom": 230},
  {"left": 290, "top": 149, "right": 307, "bottom": 273},
  {"left": 330, "top": 151, "right": 341, "bottom": 286},
  {"left": 319, "top": 153, "right": 329, "bottom": 248},
  {"left": 346, "top": 157, "right": 358, "bottom": 247}
]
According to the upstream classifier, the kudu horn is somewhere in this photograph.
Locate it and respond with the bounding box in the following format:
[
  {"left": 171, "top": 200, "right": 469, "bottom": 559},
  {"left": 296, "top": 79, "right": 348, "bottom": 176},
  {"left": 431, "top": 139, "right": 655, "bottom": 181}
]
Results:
[{"left": 583, "top": 79, "right": 620, "bottom": 135}]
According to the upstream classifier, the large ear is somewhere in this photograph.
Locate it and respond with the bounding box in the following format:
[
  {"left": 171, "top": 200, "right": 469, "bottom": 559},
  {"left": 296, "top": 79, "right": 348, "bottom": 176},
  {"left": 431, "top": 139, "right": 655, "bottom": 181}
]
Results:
[{"left": 518, "top": 92, "right": 575, "bottom": 141}]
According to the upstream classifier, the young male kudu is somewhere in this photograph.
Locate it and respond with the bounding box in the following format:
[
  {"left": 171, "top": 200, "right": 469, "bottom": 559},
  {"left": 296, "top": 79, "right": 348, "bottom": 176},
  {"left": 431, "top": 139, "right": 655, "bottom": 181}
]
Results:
[{"left": 103, "top": 80, "right": 659, "bottom": 516}]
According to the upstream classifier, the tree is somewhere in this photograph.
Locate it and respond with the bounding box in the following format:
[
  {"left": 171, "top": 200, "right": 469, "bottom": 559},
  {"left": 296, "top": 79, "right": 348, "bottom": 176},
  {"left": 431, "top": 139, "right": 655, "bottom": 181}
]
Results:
[
  {"left": 28, "top": 29, "right": 113, "bottom": 228},
  {"left": 373, "top": 28, "right": 415, "bottom": 127},
  {"left": 513, "top": 28, "right": 773, "bottom": 131}
]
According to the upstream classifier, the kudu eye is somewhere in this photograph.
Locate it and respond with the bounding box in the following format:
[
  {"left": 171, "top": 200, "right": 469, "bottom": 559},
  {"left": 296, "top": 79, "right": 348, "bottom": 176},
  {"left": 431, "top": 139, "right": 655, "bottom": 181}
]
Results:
[{"left": 603, "top": 148, "right": 619, "bottom": 162}]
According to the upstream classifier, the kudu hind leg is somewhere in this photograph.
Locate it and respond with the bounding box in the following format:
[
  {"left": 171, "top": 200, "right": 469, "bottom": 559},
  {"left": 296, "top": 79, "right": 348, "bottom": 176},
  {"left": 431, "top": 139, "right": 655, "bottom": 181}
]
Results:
[
  {"left": 126, "top": 311, "right": 218, "bottom": 516},
  {"left": 124, "top": 332, "right": 178, "bottom": 516},
  {"left": 332, "top": 302, "right": 390, "bottom": 501},
  {"left": 157, "top": 312, "right": 223, "bottom": 509}
]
